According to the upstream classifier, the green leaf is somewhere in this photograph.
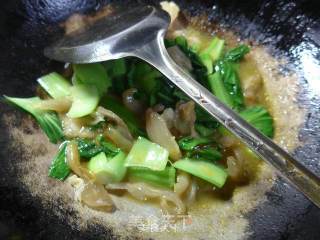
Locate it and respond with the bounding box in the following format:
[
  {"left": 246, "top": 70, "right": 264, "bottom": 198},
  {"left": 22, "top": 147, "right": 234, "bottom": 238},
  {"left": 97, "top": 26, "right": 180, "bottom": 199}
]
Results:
[
  {"left": 175, "top": 36, "right": 188, "bottom": 50},
  {"left": 215, "top": 61, "right": 244, "bottom": 110},
  {"left": 77, "top": 136, "right": 120, "bottom": 159},
  {"left": 37, "top": 72, "right": 71, "bottom": 99},
  {"left": 239, "top": 106, "right": 274, "bottom": 138},
  {"left": 199, "top": 53, "right": 213, "bottom": 74},
  {"left": 100, "top": 95, "right": 146, "bottom": 137},
  {"left": 66, "top": 84, "right": 100, "bottom": 118},
  {"left": 125, "top": 137, "right": 169, "bottom": 171},
  {"left": 73, "top": 63, "right": 111, "bottom": 97},
  {"left": 224, "top": 44, "right": 250, "bottom": 62},
  {"left": 171, "top": 36, "right": 208, "bottom": 87},
  {"left": 4, "top": 96, "right": 64, "bottom": 143},
  {"left": 48, "top": 142, "right": 70, "bottom": 180},
  {"left": 189, "top": 147, "right": 222, "bottom": 161},
  {"left": 209, "top": 44, "right": 250, "bottom": 111},
  {"left": 127, "top": 62, "right": 162, "bottom": 95},
  {"left": 200, "top": 37, "right": 225, "bottom": 62},
  {"left": 88, "top": 151, "right": 127, "bottom": 183},
  {"left": 128, "top": 166, "right": 176, "bottom": 188},
  {"left": 208, "top": 71, "right": 235, "bottom": 108},
  {"left": 195, "top": 123, "right": 216, "bottom": 137},
  {"left": 178, "top": 136, "right": 221, "bottom": 162},
  {"left": 178, "top": 136, "right": 213, "bottom": 151},
  {"left": 194, "top": 106, "right": 220, "bottom": 132},
  {"left": 173, "top": 158, "right": 228, "bottom": 188},
  {"left": 103, "top": 59, "right": 127, "bottom": 78},
  {"left": 164, "top": 38, "right": 176, "bottom": 48}
]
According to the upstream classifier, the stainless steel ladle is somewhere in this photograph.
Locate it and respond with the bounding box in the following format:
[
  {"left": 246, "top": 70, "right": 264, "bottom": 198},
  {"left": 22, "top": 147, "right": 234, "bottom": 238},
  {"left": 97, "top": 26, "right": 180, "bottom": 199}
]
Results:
[{"left": 44, "top": 5, "right": 320, "bottom": 207}]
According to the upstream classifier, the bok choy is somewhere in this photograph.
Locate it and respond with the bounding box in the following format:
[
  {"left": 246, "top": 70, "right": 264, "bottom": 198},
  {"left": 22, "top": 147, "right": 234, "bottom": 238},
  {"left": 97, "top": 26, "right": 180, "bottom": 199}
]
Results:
[{"left": 4, "top": 96, "right": 63, "bottom": 143}]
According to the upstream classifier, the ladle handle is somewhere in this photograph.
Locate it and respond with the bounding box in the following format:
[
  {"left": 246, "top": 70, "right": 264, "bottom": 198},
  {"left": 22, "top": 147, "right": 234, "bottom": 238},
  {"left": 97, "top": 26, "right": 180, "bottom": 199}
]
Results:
[{"left": 133, "top": 30, "right": 320, "bottom": 208}]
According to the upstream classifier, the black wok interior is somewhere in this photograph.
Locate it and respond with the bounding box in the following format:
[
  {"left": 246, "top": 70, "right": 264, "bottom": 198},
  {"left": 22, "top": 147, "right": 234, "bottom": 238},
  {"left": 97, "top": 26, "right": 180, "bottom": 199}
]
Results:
[{"left": 0, "top": 0, "right": 320, "bottom": 239}]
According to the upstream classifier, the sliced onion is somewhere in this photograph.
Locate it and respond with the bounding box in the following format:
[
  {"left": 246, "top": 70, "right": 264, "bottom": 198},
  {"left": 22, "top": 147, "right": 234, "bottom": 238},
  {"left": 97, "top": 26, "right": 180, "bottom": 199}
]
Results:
[
  {"left": 33, "top": 97, "right": 72, "bottom": 113},
  {"left": 61, "top": 115, "right": 96, "bottom": 139},
  {"left": 80, "top": 182, "right": 115, "bottom": 212},
  {"left": 97, "top": 106, "right": 133, "bottom": 140},
  {"left": 146, "top": 109, "right": 182, "bottom": 161},
  {"left": 66, "top": 141, "right": 94, "bottom": 180},
  {"left": 88, "top": 111, "right": 105, "bottom": 125},
  {"left": 122, "top": 88, "right": 146, "bottom": 115},
  {"left": 103, "top": 125, "right": 133, "bottom": 152},
  {"left": 161, "top": 108, "right": 175, "bottom": 130},
  {"left": 185, "top": 179, "right": 198, "bottom": 206},
  {"left": 174, "top": 172, "right": 191, "bottom": 196},
  {"left": 167, "top": 46, "right": 193, "bottom": 72},
  {"left": 174, "top": 101, "right": 197, "bottom": 136},
  {"left": 227, "top": 154, "right": 245, "bottom": 182},
  {"left": 152, "top": 103, "right": 165, "bottom": 113},
  {"left": 106, "top": 182, "right": 186, "bottom": 214},
  {"left": 219, "top": 134, "right": 239, "bottom": 148}
]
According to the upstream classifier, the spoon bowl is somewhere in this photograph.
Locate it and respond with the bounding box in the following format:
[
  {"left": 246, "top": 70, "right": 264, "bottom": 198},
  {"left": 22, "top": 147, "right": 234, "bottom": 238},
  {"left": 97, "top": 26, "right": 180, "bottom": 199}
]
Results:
[{"left": 44, "top": 6, "right": 169, "bottom": 63}]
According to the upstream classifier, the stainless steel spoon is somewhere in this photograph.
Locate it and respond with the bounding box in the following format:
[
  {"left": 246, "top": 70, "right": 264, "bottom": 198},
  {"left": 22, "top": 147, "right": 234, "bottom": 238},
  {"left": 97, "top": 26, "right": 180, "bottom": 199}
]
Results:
[{"left": 44, "top": 5, "right": 320, "bottom": 207}]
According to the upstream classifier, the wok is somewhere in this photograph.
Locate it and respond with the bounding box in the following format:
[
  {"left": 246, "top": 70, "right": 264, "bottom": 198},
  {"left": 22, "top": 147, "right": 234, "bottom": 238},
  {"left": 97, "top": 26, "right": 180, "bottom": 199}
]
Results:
[{"left": 0, "top": 0, "right": 320, "bottom": 239}]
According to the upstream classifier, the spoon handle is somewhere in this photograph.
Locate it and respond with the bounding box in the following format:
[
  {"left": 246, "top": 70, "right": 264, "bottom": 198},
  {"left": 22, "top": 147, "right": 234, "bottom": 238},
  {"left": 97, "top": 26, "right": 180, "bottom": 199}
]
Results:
[{"left": 133, "top": 30, "right": 320, "bottom": 207}]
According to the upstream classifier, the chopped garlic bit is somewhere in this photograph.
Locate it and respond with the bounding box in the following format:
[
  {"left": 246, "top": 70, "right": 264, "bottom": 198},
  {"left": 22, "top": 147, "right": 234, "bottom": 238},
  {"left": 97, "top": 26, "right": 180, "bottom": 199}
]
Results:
[
  {"left": 66, "top": 174, "right": 85, "bottom": 202},
  {"left": 160, "top": 1, "right": 180, "bottom": 24}
]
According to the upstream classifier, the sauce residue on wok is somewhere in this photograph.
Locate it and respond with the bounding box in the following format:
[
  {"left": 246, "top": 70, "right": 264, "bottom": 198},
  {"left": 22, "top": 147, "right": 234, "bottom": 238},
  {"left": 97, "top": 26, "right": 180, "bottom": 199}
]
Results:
[{"left": 3, "top": 2, "right": 305, "bottom": 240}]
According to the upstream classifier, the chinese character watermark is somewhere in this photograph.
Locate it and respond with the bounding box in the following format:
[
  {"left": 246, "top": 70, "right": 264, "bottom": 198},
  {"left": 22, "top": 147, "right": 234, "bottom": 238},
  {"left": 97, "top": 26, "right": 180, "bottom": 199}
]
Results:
[{"left": 127, "top": 214, "right": 193, "bottom": 233}]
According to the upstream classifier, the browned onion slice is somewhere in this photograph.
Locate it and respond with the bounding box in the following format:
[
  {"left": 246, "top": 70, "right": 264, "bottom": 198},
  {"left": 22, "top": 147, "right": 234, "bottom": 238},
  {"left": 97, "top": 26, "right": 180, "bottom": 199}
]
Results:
[
  {"left": 146, "top": 108, "right": 182, "bottom": 161},
  {"left": 185, "top": 179, "right": 198, "bottom": 206},
  {"left": 103, "top": 125, "right": 133, "bottom": 152},
  {"left": 122, "top": 88, "right": 146, "bottom": 115},
  {"left": 161, "top": 108, "right": 175, "bottom": 129},
  {"left": 174, "top": 101, "right": 197, "bottom": 136},
  {"left": 80, "top": 182, "right": 115, "bottom": 212},
  {"left": 61, "top": 115, "right": 96, "bottom": 139},
  {"left": 106, "top": 182, "right": 186, "bottom": 215},
  {"left": 66, "top": 141, "right": 94, "bottom": 180},
  {"left": 174, "top": 172, "right": 191, "bottom": 196},
  {"left": 33, "top": 97, "right": 72, "bottom": 113},
  {"left": 97, "top": 106, "right": 133, "bottom": 140}
]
